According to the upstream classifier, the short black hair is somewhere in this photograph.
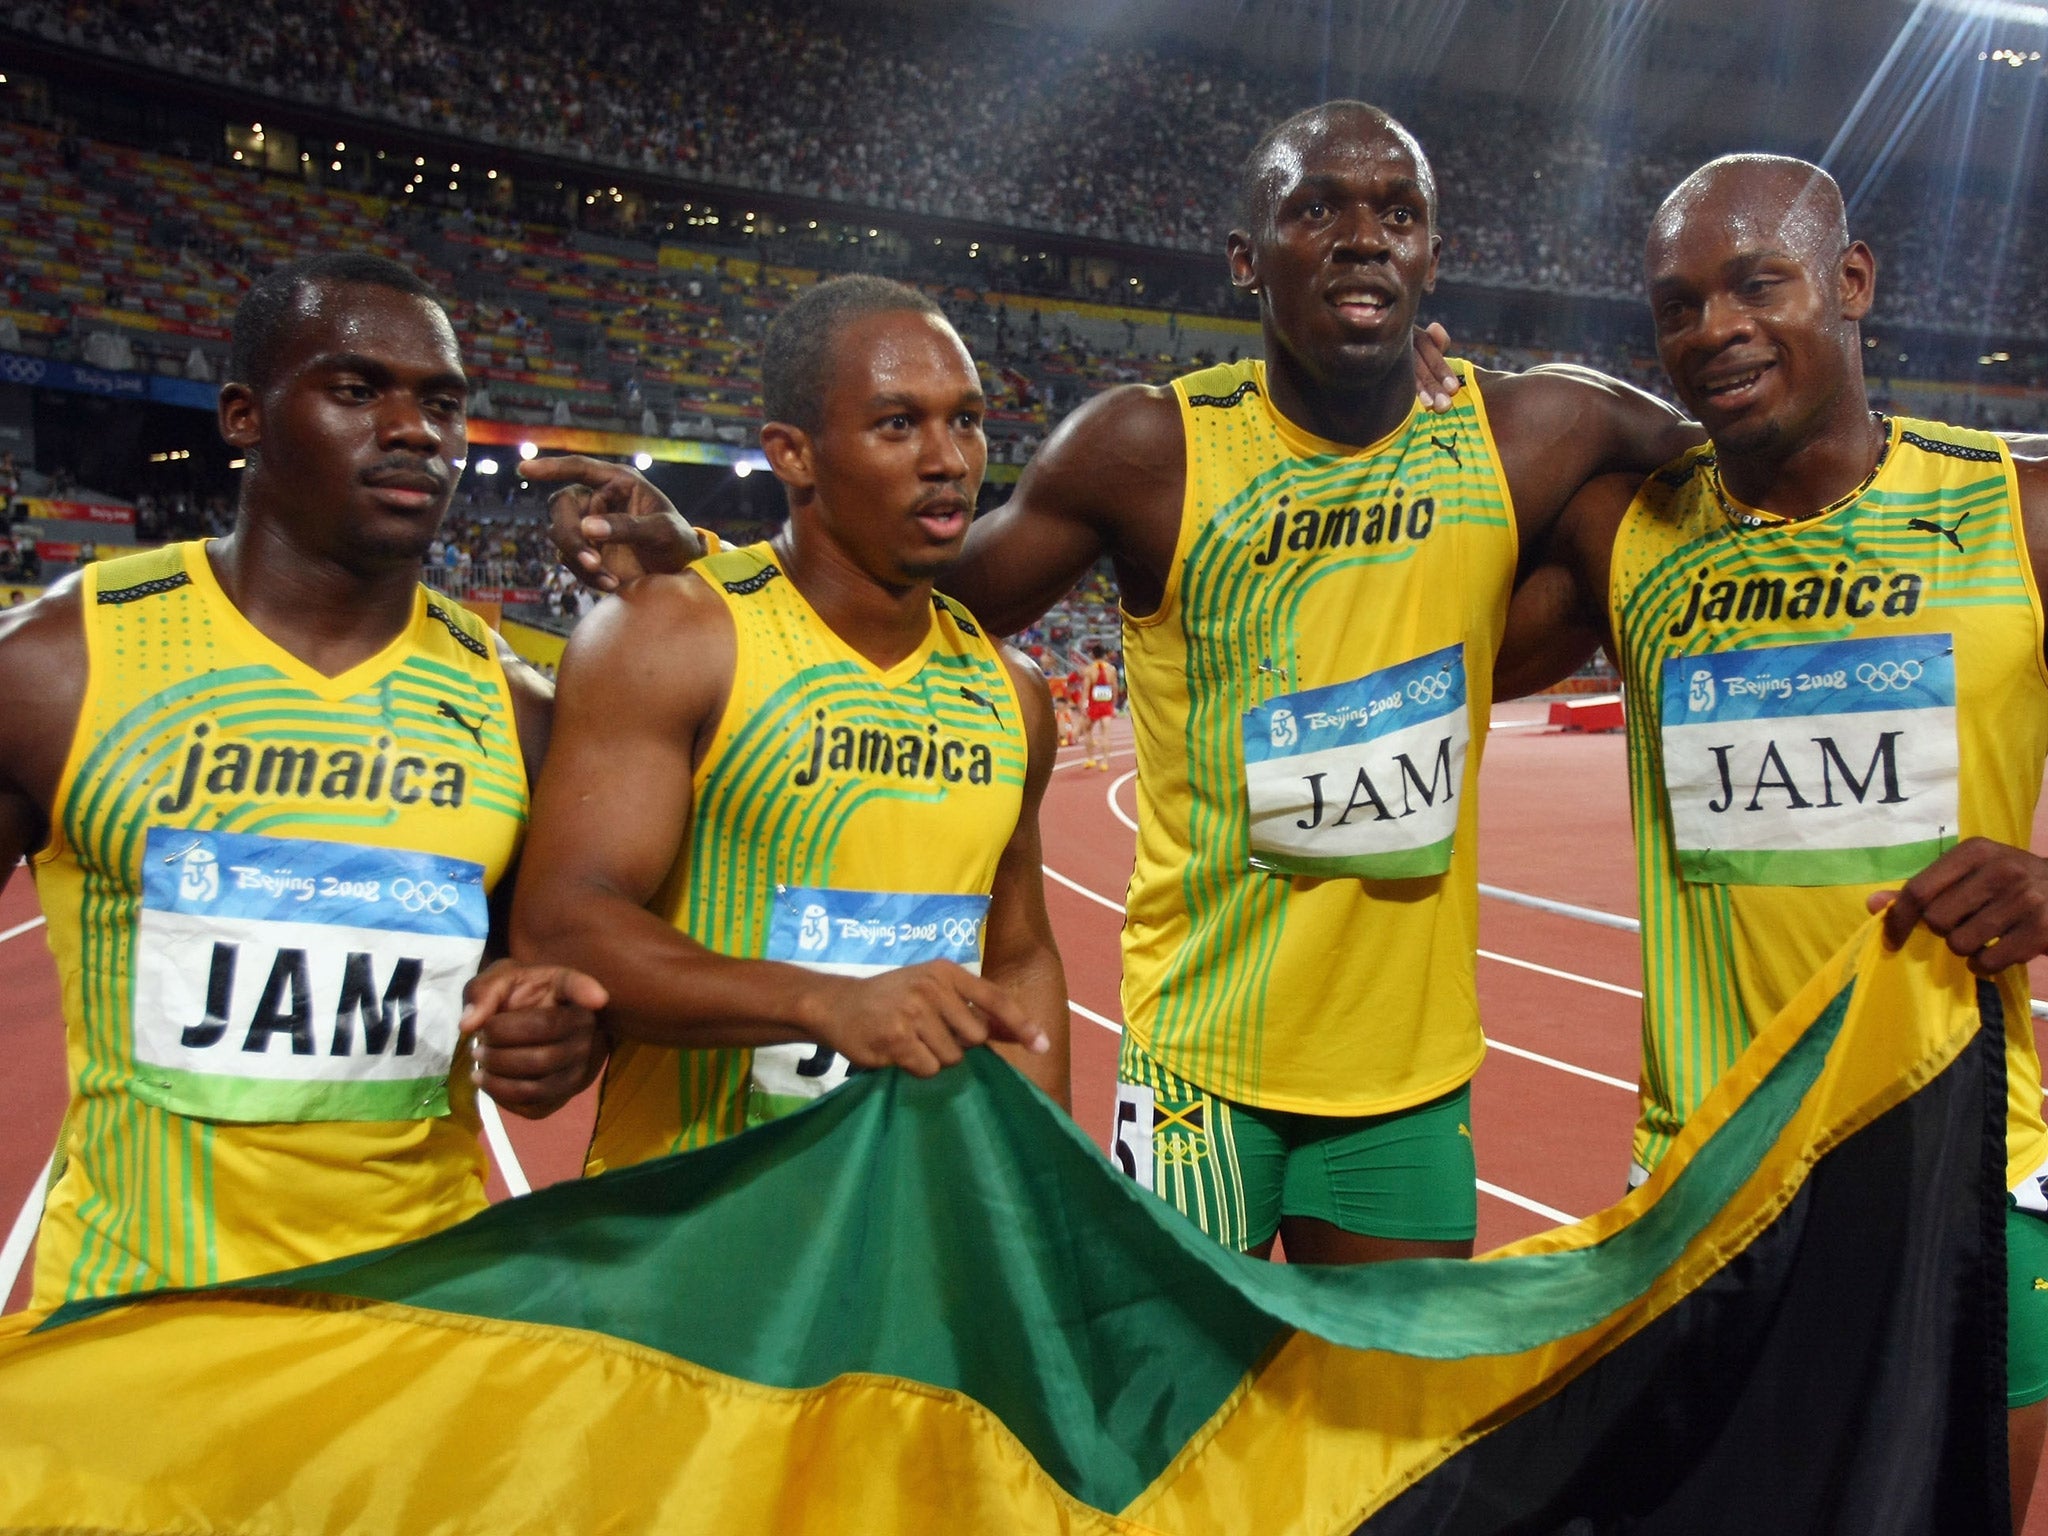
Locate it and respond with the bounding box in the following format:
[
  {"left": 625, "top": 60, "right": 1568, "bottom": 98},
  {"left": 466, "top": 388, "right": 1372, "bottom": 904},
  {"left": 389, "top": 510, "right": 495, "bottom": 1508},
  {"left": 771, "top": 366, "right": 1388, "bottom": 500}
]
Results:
[
  {"left": 228, "top": 253, "right": 446, "bottom": 392},
  {"left": 1236, "top": 101, "right": 1437, "bottom": 234},
  {"left": 762, "top": 275, "right": 947, "bottom": 433}
]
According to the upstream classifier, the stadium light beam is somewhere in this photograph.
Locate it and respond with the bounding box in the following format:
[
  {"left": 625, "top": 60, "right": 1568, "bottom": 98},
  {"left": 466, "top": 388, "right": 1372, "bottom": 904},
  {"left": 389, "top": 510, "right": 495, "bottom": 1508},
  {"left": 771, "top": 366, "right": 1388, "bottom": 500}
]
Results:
[
  {"left": 517, "top": 442, "right": 539, "bottom": 461},
  {"left": 633, "top": 452, "right": 654, "bottom": 471},
  {"left": 734, "top": 462, "right": 754, "bottom": 478},
  {"left": 1931, "top": 0, "right": 2048, "bottom": 21}
]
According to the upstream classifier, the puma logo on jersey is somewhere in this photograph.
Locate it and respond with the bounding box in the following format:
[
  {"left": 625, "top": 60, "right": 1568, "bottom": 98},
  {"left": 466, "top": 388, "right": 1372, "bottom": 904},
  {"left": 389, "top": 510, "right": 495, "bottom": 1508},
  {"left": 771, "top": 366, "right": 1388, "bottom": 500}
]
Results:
[
  {"left": 1431, "top": 435, "right": 1462, "bottom": 468},
  {"left": 1906, "top": 510, "right": 1969, "bottom": 552},
  {"left": 436, "top": 700, "right": 486, "bottom": 748}
]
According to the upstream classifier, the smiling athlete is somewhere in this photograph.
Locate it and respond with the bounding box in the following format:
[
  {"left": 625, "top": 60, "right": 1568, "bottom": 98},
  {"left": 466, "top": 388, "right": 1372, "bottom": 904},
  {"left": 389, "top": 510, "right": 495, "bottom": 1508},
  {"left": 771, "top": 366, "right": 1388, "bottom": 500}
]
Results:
[
  {"left": 512, "top": 276, "right": 1068, "bottom": 1170},
  {"left": 1502, "top": 154, "right": 2048, "bottom": 1522},
  {"left": 0, "top": 254, "right": 603, "bottom": 1310}
]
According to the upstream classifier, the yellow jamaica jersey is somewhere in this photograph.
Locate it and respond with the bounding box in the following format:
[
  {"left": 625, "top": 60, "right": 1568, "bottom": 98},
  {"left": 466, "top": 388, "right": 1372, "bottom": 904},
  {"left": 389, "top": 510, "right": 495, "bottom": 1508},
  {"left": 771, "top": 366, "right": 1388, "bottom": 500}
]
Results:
[
  {"left": 1613, "top": 416, "right": 2048, "bottom": 1185},
  {"left": 28, "top": 542, "right": 527, "bottom": 1309},
  {"left": 1119, "top": 358, "right": 1518, "bottom": 1115},
  {"left": 584, "top": 543, "right": 1028, "bottom": 1172}
]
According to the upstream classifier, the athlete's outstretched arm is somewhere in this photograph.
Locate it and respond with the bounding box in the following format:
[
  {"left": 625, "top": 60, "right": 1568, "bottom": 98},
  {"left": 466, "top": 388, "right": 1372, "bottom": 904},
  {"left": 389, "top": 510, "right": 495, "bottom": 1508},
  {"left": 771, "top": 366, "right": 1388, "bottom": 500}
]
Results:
[
  {"left": 1874, "top": 454, "right": 2048, "bottom": 970},
  {"left": 980, "top": 647, "right": 1072, "bottom": 1109},
  {"left": 511, "top": 575, "right": 1048, "bottom": 1072},
  {"left": 1493, "top": 472, "right": 1636, "bottom": 700},
  {"left": 1475, "top": 365, "right": 1702, "bottom": 565},
  {"left": 936, "top": 384, "right": 1186, "bottom": 635}
]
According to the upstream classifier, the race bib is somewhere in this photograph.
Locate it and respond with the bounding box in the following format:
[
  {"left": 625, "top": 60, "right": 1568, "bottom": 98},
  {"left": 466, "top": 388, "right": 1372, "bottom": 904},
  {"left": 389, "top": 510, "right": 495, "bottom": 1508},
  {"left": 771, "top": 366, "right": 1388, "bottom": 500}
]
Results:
[
  {"left": 1240, "top": 643, "right": 1468, "bottom": 879},
  {"left": 1091, "top": 683, "right": 1115, "bottom": 703},
  {"left": 747, "top": 886, "right": 989, "bottom": 1127},
  {"left": 1659, "top": 633, "right": 1958, "bottom": 885},
  {"left": 133, "top": 828, "right": 489, "bottom": 1123}
]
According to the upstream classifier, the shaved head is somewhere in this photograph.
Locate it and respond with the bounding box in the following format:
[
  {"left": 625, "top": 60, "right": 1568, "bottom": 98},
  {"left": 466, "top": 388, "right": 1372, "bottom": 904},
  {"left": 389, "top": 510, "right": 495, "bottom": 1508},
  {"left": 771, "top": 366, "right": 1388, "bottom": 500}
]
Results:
[
  {"left": 1648, "top": 155, "right": 1849, "bottom": 277},
  {"left": 1238, "top": 101, "right": 1437, "bottom": 235}
]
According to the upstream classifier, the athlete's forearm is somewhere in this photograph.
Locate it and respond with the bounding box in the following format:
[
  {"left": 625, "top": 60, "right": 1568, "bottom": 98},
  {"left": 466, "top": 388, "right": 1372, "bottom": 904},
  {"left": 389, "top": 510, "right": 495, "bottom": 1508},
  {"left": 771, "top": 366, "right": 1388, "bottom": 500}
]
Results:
[
  {"left": 511, "top": 887, "right": 829, "bottom": 1049},
  {"left": 985, "top": 942, "right": 1071, "bottom": 1110}
]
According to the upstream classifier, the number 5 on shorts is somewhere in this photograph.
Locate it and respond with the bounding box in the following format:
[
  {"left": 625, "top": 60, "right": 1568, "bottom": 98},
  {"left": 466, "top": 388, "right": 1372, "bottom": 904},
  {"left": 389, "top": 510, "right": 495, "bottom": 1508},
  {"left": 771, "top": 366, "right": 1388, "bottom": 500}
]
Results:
[{"left": 1112, "top": 1081, "right": 1155, "bottom": 1188}]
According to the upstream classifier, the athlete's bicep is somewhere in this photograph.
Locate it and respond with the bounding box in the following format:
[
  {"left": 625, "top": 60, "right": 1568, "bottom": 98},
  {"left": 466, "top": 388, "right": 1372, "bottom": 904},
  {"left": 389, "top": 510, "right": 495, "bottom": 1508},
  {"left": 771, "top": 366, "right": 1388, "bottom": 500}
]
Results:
[
  {"left": 511, "top": 580, "right": 731, "bottom": 948},
  {"left": 940, "top": 386, "right": 1181, "bottom": 634}
]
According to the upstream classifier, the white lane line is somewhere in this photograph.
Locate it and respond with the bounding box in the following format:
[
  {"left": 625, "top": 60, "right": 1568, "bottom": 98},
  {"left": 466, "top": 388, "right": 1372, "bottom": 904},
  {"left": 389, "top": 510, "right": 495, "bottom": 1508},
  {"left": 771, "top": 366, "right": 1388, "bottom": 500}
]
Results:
[
  {"left": 1106, "top": 770, "right": 1138, "bottom": 833},
  {"left": 1482, "top": 880, "right": 2048, "bottom": 1019},
  {"left": 1070, "top": 999, "right": 1123, "bottom": 1036},
  {"left": 1486, "top": 1038, "right": 1636, "bottom": 1092},
  {"left": 0, "top": 1152, "right": 54, "bottom": 1304},
  {"left": 0, "top": 916, "right": 45, "bottom": 946},
  {"left": 1044, "top": 864, "right": 1125, "bottom": 914},
  {"left": 1479, "top": 948, "right": 1642, "bottom": 1000},
  {"left": 1480, "top": 883, "right": 1638, "bottom": 933},
  {"left": 1478, "top": 1179, "right": 1578, "bottom": 1226},
  {"left": 477, "top": 1095, "right": 532, "bottom": 1197}
]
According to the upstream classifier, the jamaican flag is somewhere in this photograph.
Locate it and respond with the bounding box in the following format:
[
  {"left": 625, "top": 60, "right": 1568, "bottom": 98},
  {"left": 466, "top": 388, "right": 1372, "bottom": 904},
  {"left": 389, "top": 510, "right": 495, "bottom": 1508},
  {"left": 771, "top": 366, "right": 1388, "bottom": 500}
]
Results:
[{"left": 0, "top": 920, "right": 2009, "bottom": 1533}]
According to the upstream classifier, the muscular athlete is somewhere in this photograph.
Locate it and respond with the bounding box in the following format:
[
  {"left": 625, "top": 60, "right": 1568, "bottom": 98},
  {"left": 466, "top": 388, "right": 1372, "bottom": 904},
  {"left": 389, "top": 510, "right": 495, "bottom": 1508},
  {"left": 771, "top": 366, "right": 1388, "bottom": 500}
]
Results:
[
  {"left": 1502, "top": 154, "right": 2048, "bottom": 1525},
  {"left": 0, "top": 255, "right": 602, "bottom": 1309},
  {"left": 512, "top": 276, "right": 1067, "bottom": 1171},
  {"left": 545, "top": 101, "right": 1704, "bottom": 1264}
]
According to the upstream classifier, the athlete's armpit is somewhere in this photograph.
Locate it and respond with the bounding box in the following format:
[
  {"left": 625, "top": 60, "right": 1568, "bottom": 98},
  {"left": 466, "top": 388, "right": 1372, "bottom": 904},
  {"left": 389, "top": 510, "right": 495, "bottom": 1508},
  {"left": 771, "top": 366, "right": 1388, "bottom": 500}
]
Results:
[
  {"left": 940, "top": 384, "right": 1185, "bottom": 634},
  {"left": 1494, "top": 471, "right": 1635, "bottom": 701},
  {"left": 980, "top": 645, "right": 1072, "bottom": 1108}
]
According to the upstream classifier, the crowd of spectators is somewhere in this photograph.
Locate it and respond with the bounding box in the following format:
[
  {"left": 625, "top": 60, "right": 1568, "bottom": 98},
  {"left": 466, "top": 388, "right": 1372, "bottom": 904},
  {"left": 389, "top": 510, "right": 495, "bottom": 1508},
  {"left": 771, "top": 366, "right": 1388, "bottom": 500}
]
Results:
[{"left": 17, "top": 0, "right": 2048, "bottom": 337}]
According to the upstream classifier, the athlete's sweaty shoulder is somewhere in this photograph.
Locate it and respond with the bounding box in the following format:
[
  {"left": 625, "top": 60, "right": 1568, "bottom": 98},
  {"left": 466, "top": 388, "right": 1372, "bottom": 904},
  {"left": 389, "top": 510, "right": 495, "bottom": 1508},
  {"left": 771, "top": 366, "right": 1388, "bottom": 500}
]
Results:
[
  {"left": 0, "top": 574, "right": 88, "bottom": 823},
  {"left": 949, "top": 383, "right": 1185, "bottom": 632},
  {"left": 556, "top": 571, "right": 735, "bottom": 764},
  {"left": 1474, "top": 363, "right": 1701, "bottom": 549}
]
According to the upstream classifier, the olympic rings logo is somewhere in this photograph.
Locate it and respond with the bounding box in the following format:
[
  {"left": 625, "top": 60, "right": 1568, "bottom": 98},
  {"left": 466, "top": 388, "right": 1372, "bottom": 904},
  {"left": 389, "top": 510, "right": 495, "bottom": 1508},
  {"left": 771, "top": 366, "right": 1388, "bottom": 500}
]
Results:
[
  {"left": 1406, "top": 670, "right": 1454, "bottom": 705},
  {"left": 1855, "top": 659, "right": 1924, "bottom": 693},
  {"left": 390, "top": 878, "right": 460, "bottom": 914},
  {"left": 1155, "top": 1135, "right": 1209, "bottom": 1167},
  {"left": 0, "top": 356, "right": 45, "bottom": 384},
  {"left": 940, "top": 916, "right": 983, "bottom": 948}
]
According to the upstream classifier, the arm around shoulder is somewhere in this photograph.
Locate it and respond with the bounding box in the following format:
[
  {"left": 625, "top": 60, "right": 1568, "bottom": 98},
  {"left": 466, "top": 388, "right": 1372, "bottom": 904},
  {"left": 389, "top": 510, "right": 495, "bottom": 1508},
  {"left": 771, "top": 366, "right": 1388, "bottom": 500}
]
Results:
[{"left": 943, "top": 384, "right": 1184, "bottom": 634}]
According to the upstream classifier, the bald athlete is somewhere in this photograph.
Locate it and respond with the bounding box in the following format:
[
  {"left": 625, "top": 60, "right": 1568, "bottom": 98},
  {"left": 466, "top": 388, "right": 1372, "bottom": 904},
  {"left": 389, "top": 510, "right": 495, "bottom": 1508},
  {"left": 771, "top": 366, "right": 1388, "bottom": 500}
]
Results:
[
  {"left": 544, "top": 100, "right": 1709, "bottom": 1267},
  {"left": 1502, "top": 154, "right": 2048, "bottom": 1522}
]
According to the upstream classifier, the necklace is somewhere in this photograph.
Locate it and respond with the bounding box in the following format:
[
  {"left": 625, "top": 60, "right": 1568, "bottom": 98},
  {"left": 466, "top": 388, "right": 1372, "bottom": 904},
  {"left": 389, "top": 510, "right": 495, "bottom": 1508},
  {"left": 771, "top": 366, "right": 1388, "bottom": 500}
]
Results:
[{"left": 1704, "top": 413, "right": 1892, "bottom": 531}]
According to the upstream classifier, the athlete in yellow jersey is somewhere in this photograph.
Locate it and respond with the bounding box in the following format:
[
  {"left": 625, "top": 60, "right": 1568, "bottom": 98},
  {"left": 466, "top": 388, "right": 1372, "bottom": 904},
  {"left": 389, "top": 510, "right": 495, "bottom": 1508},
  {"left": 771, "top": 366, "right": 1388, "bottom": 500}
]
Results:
[
  {"left": 1502, "top": 156, "right": 2048, "bottom": 1525},
  {"left": 0, "top": 255, "right": 602, "bottom": 1311},
  {"left": 551, "top": 103, "right": 1708, "bottom": 1264},
  {"left": 511, "top": 277, "right": 1067, "bottom": 1164}
]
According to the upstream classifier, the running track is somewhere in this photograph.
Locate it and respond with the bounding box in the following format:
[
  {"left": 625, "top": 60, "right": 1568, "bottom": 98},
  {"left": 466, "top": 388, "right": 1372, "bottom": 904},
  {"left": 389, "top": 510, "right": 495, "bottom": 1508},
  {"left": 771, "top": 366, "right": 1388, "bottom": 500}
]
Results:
[{"left": 7, "top": 705, "right": 2048, "bottom": 1521}]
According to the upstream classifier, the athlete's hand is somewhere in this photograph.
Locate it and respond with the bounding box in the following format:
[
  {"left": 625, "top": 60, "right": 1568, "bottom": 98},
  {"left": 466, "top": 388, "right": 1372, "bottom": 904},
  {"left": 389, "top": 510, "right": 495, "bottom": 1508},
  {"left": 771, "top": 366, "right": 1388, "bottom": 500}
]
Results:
[
  {"left": 1870, "top": 837, "right": 2048, "bottom": 975},
  {"left": 1414, "top": 322, "right": 1462, "bottom": 413},
  {"left": 802, "top": 960, "right": 1050, "bottom": 1078},
  {"left": 525, "top": 455, "right": 704, "bottom": 592},
  {"left": 460, "top": 960, "right": 611, "bottom": 1118}
]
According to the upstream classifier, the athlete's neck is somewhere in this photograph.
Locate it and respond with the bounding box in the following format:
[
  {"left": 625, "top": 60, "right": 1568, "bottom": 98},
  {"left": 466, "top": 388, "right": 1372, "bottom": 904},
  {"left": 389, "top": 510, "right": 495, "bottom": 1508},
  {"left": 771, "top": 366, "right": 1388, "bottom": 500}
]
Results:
[
  {"left": 1713, "top": 377, "right": 1883, "bottom": 518},
  {"left": 1261, "top": 345, "right": 1416, "bottom": 449},
  {"left": 771, "top": 528, "right": 934, "bottom": 671},
  {"left": 207, "top": 518, "right": 422, "bottom": 678}
]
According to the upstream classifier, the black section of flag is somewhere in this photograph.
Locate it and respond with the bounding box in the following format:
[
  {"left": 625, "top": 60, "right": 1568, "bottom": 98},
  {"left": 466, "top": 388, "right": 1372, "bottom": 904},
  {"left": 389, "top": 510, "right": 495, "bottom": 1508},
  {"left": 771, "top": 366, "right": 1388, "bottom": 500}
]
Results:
[{"left": 1361, "top": 984, "right": 2009, "bottom": 1536}]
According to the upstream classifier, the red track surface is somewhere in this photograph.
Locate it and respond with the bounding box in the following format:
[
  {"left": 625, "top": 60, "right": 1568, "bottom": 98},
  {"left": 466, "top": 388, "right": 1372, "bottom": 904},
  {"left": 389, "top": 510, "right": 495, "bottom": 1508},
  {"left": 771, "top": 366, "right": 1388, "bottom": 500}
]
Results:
[{"left": 6, "top": 705, "right": 2048, "bottom": 1521}]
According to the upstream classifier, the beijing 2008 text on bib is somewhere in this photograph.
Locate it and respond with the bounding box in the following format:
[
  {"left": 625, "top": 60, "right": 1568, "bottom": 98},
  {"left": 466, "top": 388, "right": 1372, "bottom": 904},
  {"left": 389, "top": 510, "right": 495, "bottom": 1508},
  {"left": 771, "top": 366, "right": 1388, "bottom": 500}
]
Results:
[
  {"left": 135, "top": 827, "right": 489, "bottom": 1122},
  {"left": 1659, "top": 634, "right": 1957, "bottom": 886},
  {"left": 1241, "top": 643, "right": 1467, "bottom": 879},
  {"left": 746, "top": 886, "right": 989, "bottom": 1125}
]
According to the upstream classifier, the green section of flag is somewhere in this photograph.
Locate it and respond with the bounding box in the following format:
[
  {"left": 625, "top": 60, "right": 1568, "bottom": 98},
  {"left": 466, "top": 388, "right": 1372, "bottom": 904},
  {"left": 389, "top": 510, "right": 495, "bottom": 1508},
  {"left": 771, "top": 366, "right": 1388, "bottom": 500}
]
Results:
[{"left": 47, "top": 980, "right": 1848, "bottom": 1513}]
